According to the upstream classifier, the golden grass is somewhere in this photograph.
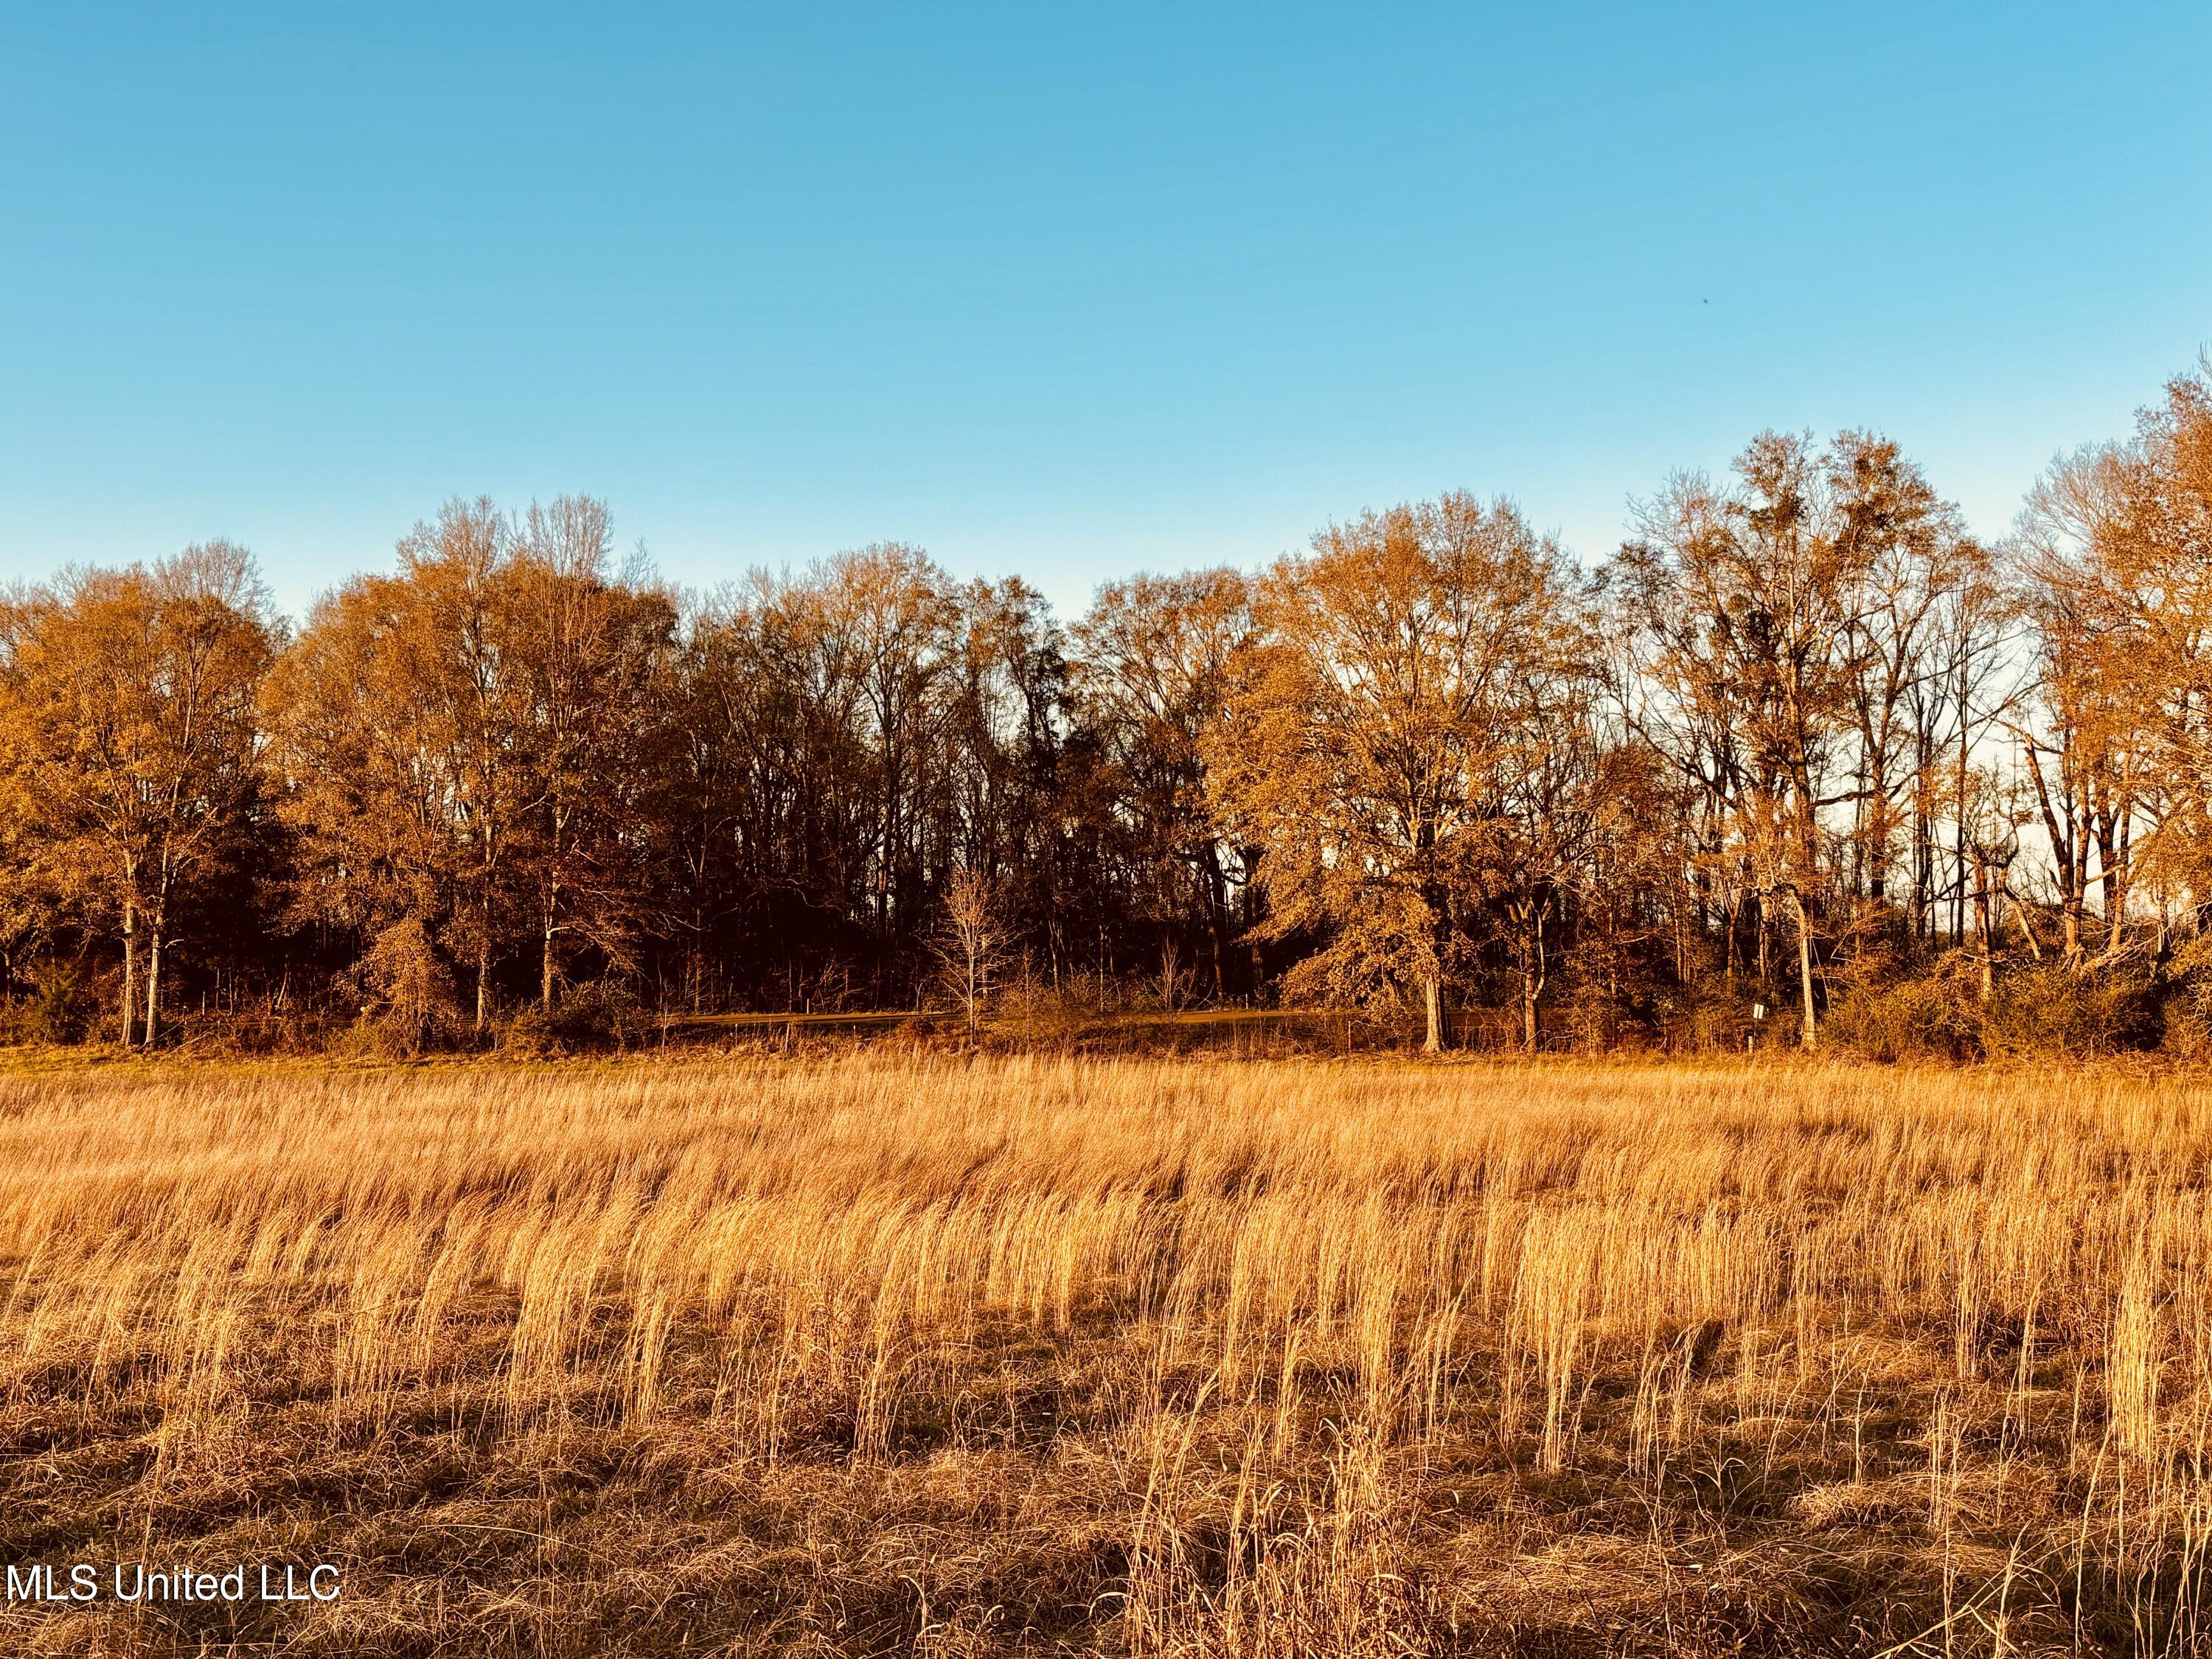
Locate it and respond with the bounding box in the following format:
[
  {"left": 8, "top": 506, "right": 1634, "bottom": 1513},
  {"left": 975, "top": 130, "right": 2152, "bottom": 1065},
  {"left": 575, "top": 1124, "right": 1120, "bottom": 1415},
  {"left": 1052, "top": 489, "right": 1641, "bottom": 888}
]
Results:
[{"left": 1, "top": 1053, "right": 2209, "bottom": 1655}]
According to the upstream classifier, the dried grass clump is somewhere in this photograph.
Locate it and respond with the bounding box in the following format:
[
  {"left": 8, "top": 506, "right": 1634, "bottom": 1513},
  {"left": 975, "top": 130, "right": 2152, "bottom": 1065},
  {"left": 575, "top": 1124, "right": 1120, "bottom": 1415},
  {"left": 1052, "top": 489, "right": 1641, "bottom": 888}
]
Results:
[{"left": 1, "top": 1054, "right": 2209, "bottom": 1655}]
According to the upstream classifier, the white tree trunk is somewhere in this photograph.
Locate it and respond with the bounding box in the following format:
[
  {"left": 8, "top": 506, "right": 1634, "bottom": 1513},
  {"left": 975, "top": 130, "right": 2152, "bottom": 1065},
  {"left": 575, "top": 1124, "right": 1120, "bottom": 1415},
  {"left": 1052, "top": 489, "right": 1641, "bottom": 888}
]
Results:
[
  {"left": 144, "top": 916, "right": 165, "bottom": 1050},
  {"left": 119, "top": 899, "right": 138, "bottom": 1050},
  {"left": 1792, "top": 888, "right": 1818, "bottom": 1050}
]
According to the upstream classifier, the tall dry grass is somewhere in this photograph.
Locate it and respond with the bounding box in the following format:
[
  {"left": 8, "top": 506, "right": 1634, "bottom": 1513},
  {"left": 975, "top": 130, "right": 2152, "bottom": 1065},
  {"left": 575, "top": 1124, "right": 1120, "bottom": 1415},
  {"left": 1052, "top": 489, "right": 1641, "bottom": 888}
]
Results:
[{"left": 0, "top": 1053, "right": 2208, "bottom": 1655}]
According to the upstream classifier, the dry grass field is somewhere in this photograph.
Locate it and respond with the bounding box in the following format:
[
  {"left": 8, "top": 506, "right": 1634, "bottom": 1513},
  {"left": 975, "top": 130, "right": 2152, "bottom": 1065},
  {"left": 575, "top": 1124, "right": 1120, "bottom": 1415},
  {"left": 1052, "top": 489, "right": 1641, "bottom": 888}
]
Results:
[{"left": 1, "top": 1053, "right": 2210, "bottom": 1657}]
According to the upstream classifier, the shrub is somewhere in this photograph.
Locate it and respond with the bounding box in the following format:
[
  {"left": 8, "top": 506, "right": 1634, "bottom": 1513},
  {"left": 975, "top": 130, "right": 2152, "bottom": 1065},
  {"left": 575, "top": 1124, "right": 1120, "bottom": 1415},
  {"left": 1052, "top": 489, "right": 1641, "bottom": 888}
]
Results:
[
  {"left": 502, "top": 984, "right": 652, "bottom": 1055},
  {"left": 2, "top": 959, "right": 86, "bottom": 1046},
  {"left": 1978, "top": 962, "right": 2157, "bottom": 1059},
  {"left": 1826, "top": 957, "right": 2158, "bottom": 1062},
  {"left": 344, "top": 919, "right": 465, "bottom": 1054},
  {"left": 1824, "top": 956, "right": 1985, "bottom": 1062},
  {"left": 1646, "top": 982, "right": 1755, "bottom": 1056},
  {"left": 2157, "top": 939, "right": 2212, "bottom": 1060}
]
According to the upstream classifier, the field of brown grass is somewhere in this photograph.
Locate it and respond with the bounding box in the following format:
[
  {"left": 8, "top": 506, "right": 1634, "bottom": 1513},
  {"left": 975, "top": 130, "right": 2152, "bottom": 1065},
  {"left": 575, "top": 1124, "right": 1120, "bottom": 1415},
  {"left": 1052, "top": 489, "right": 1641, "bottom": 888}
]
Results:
[{"left": 1, "top": 1053, "right": 2209, "bottom": 1656}]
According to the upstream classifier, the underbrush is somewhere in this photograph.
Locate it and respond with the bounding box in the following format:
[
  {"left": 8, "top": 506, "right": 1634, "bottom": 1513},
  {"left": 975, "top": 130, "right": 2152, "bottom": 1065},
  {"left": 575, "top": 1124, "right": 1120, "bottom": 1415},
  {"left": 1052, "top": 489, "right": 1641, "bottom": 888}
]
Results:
[{"left": 1825, "top": 956, "right": 2169, "bottom": 1064}]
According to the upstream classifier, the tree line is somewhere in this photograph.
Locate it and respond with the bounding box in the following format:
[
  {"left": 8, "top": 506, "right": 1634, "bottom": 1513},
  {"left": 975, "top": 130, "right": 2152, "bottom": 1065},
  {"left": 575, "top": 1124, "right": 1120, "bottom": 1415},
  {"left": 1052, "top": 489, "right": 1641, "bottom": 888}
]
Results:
[{"left": 3, "top": 358, "right": 2208, "bottom": 1054}]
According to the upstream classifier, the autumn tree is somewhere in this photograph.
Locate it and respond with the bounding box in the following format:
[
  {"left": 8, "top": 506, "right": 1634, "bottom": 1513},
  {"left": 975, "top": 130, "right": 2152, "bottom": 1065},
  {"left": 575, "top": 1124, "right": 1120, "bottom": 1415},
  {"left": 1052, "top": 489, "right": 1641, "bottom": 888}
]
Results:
[
  {"left": 1479, "top": 641, "right": 1605, "bottom": 1051},
  {"left": 1209, "top": 494, "right": 1579, "bottom": 1051},
  {"left": 508, "top": 498, "right": 675, "bottom": 1009},
  {"left": 2009, "top": 447, "right": 2147, "bottom": 965},
  {"left": 1612, "top": 432, "right": 1972, "bottom": 1047},
  {"left": 2007, "top": 363, "right": 2211, "bottom": 964},
  {"left": 0, "top": 543, "right": 277, "bottom": 1046},
  {"left": 265, "top": 499, "right": 532, "bottom": 1034}
]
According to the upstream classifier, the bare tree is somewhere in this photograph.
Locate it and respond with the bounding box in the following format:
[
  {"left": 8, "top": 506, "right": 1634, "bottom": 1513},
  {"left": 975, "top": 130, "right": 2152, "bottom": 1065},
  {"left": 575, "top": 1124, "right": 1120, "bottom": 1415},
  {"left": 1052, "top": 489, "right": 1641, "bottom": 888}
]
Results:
[
  {"left": 1615, "top": 434, "right": 1941, "bottom": 1048},
  {"left": 934, "top": 868, "right": 1009, "bottom": 1034},
  {"left": 1074, "top": 569, "right": 1254, "bottom": 998}
]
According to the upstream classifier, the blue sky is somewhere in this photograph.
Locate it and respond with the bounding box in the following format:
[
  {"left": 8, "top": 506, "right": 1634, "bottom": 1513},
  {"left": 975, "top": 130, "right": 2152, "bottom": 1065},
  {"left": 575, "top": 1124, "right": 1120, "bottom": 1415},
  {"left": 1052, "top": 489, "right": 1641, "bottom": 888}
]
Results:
[{"left": 3, "top": 3, "right": 2208, "bottom": 624}]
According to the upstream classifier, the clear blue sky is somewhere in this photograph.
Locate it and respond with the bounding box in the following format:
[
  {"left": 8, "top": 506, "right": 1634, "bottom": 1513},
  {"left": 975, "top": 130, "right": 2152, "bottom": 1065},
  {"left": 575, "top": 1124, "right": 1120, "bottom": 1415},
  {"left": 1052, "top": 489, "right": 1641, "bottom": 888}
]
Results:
[{"left": 4, "top": 3, "right": 2208, "bottom": 625}]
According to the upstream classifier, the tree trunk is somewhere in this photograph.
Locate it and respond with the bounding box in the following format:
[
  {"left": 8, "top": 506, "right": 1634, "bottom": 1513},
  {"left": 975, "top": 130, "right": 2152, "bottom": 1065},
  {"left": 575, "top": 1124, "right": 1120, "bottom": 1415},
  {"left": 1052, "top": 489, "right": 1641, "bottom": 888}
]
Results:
[
  {"left": 540, "top": 845, "right": 562, "bottom": 1008},
  {"left": 1422, "top": 975, "right": 1444, "bottom": 1054},
  {"left": 119, "top": 898, "right": 139, "bottom": 1050},
  {"left": 1953, "top": 656, "right": 1971, "bottom": 947},
  {"left": 541, "top": 907, "right": 557, "bottom": 1010},
  {"left": 1914, "top": 810, "right": 1934, "bottom": 939},
  {"left": 1790, "top": 888, "right": 1818, "bottom": 1050},
  {"left": 476, "top": 942, "right": 490, "bottom": 1034},
  {"left": 144, "top": 912, "right": 165, "bottom": 1050},
  {"left": 1972, "top": 859, "right": 1994, "bottom": 1004},
  {"left": 1520, "top": 903, "right": 1545, "bottom": 1053},
  {"left": 1202, "top": 845, "right": 1229, "bottom": 1001}
]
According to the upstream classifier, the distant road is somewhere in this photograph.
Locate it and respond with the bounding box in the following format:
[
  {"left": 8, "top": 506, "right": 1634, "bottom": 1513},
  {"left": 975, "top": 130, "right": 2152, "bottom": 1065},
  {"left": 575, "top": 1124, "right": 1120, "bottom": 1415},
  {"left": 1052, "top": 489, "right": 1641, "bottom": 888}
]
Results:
[{"left": 661, "top": 1009, "right": 1354, "bottom": 1030}]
